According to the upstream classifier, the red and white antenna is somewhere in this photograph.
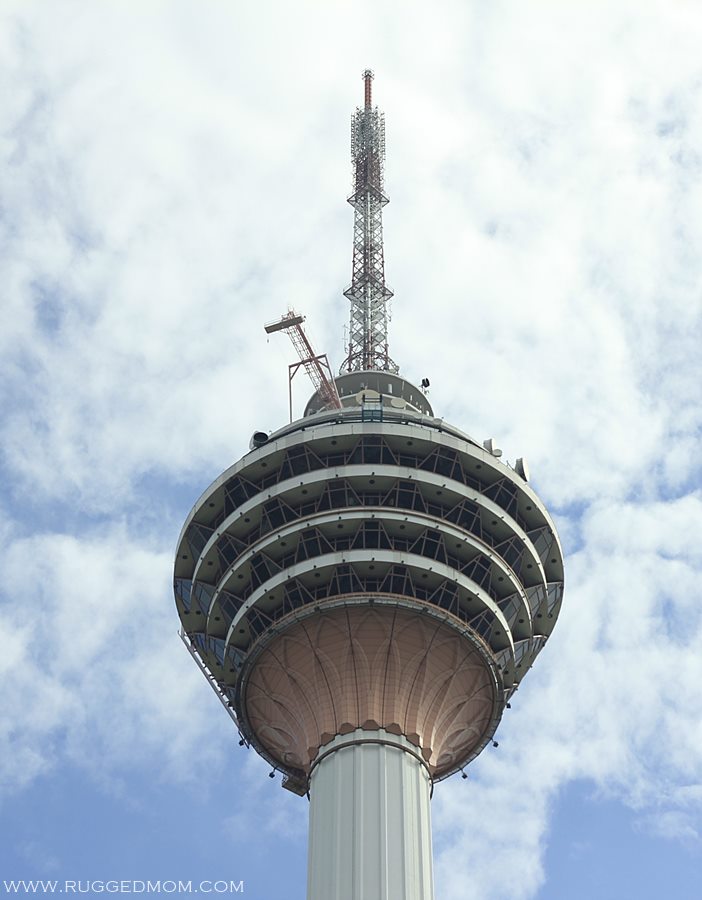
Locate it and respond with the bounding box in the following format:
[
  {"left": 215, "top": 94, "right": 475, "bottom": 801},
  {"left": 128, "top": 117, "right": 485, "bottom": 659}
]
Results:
[{"left": 341, "top": 70, "right": 397, "bottom": 374}]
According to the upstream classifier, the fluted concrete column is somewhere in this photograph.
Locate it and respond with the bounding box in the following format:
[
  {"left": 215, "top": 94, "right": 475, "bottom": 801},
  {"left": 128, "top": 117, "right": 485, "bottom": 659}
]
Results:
[{"left": 307, "top": 729, "right": 434, "bottom": 900}]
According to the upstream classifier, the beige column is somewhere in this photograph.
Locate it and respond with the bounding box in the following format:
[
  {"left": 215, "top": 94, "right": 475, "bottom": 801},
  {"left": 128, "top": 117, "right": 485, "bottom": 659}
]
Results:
[{"left": 307, "top": 729, "right": 434, "bottom": 900}]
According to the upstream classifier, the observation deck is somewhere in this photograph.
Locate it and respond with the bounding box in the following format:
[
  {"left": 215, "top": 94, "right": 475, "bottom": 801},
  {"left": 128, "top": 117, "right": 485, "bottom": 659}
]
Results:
[{"left": 173, "top": 379, "right": 564, "bottom": 794}]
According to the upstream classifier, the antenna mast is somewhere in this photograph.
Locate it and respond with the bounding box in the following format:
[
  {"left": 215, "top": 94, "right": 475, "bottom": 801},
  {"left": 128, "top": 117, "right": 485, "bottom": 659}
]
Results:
[{"left": 341, "top": 70, "right": 398, "bottom": 374}]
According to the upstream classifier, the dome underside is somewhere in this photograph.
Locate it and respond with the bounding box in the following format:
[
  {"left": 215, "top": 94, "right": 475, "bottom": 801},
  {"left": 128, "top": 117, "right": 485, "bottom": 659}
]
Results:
[{"left": 241, "top": 603, "right": 499, "bottom": 780}]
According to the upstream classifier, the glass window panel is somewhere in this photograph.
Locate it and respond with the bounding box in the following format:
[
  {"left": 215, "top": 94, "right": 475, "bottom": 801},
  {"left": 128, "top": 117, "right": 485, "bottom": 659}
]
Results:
[
  {"left": 174, "top": 578, "right": 192, "bottom": 611},
  {"left": 193, "top": 582, "right": 215, "bottom": 616}
]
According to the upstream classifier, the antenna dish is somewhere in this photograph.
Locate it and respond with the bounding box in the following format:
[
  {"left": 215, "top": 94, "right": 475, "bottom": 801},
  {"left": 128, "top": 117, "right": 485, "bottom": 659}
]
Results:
[
  {"left": 514, "top": 457, "right": 530, "bottom": 481},
  {"left": 483, "top": 438, "right": 503, "bottom": 458},
  {"left": 249, "top": 431, "right": 269, "bottom": 450}
]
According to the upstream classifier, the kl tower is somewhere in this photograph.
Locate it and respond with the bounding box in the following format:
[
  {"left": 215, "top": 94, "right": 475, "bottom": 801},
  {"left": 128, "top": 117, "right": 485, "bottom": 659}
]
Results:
[{"left": 174, "top": 71, "right": 564, "bottom": 900}]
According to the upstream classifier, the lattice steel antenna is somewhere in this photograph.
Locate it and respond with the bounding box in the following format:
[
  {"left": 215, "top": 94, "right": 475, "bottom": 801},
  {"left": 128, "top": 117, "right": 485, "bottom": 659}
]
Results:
[{"left": 341, "top": 69, "right": 398, "bottom": 374}]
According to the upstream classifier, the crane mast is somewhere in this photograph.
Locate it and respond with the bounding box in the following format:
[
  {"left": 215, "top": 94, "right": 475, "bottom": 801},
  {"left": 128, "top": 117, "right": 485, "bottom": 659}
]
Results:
[{"left": 264, "top": 310, "right": 342, "bottom": 421}]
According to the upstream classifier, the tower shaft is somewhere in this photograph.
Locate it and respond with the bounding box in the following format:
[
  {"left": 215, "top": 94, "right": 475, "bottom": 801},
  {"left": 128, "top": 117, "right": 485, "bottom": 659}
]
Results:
[
  {"left": 307, "top": 731, "right": 433, "bottom": 900},
  {"left": 342, "top": 70, "right": 398, "bottom": 374}
]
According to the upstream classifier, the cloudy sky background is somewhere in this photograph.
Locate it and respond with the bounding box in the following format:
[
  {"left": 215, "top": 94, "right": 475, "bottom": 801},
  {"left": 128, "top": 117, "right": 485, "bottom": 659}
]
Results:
[{"left": 1, "top": 1, "right": 702, "bottom": 897}]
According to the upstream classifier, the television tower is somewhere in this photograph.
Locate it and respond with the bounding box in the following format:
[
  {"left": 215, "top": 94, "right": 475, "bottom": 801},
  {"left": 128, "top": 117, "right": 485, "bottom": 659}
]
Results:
[{"left": 174, "top": 70, "right": 564, "bottom": 900}]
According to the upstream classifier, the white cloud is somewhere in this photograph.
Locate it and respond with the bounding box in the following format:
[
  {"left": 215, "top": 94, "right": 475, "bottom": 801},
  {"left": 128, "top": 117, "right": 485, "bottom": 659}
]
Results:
[
  {"left": 639, "top": 809, "right": 701, "bottom": 844},
  {"left": 0, "top": 519, "right": 232, "bottom": 792}
]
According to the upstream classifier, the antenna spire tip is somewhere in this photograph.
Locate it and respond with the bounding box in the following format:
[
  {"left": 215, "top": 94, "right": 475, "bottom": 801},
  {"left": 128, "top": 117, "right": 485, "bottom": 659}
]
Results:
[{"left": 363, "top": 69, "right": 374, "bottom": 107}]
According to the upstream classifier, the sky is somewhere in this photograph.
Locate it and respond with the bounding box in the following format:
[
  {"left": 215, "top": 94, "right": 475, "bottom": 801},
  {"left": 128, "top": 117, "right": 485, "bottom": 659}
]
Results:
[{"left": 1, "top": 1, "right": 702, "bottom": 898}]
